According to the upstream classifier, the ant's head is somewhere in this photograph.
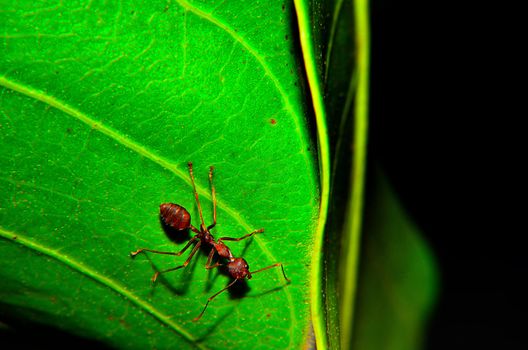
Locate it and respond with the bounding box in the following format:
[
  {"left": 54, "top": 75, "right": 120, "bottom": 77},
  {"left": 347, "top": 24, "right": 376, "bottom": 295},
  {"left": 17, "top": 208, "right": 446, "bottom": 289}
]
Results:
[{"left": 227, "top": 258, "right": 252, "bottom": 280}]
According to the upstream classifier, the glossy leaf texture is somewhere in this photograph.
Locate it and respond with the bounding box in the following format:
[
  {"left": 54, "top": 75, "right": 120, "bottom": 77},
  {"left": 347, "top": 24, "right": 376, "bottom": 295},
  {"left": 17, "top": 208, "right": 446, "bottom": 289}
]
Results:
[{"left": 0, "top": 1, "right": 319, "bottom": 349}]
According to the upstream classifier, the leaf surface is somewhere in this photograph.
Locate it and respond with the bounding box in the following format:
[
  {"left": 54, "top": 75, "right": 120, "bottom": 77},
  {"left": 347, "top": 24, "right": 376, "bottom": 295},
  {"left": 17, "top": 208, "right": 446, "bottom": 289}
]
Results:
[{"left": 0, "top": 1, "right": 318, "bottom": 349}]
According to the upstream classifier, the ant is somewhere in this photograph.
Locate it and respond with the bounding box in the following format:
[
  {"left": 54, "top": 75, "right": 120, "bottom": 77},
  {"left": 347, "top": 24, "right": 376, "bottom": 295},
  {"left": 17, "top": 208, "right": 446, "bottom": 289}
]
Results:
[{"left": 131, "top": 162, "right": 290, "bottom": 321}]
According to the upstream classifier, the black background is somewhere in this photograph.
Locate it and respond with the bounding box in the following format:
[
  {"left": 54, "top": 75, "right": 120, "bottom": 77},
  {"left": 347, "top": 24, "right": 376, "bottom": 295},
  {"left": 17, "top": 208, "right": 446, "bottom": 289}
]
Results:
[{"left": 370, "top": 0, "right": 522, "bottom": 349}]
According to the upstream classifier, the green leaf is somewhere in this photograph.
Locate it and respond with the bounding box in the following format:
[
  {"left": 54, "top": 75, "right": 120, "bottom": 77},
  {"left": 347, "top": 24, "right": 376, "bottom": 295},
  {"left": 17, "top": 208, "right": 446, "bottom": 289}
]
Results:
[
  {"left": 322, "top": 1, "right": 370, "bottom": 349},
  {"left": 351, "top": 170, "right": 439, "bottom": 350},
  {"left": 296, "top": 2, "right": 437, "bottom": 350},
  {"left": 294, "top": 0, "right": 369, "bottom": 348},
  {"left": 0, "top": 1, "right": 319, "bottom": 349}
]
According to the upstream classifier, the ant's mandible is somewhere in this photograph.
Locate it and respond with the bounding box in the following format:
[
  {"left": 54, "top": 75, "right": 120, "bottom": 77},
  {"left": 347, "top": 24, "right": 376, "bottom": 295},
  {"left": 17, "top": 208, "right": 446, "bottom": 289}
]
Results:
[{"left": 131, "top": 162, "right": 290, "bottom": 321}]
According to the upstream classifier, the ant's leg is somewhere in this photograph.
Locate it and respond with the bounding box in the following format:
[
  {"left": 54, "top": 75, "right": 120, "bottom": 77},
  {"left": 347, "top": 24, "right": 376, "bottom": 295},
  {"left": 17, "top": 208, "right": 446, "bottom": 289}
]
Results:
[
  {"left": 151, "top": 241, "right": 202, "bottom": 282},
  {"left": 131, "top": 248, "right": 179, "bottom": 257},
  {"left": 218, "top": 228, "right": 264, "bottom": 242},
  {"left": 130, "top": 237, "right": 198, "bottom": 257},
  {"left": 190, "top": 225, "right": 201, "bottom": 234},
  {"left": 175, "top": 236, "right": 199, "bottom": 256},
  {"left": 207, "top": 166, "right": 217, "bottom": 230},
  {"left": 193, "top": 278, "right": 239, "bottom": 322},
  {"left": 188, "top": 162, "right": 206, "bottom": 228},
  {"left": 250, "top": 263, "right": 291, "bottom": 283},
  {"left": 204, "top": 248, "right": 222, "bottom": 269}
]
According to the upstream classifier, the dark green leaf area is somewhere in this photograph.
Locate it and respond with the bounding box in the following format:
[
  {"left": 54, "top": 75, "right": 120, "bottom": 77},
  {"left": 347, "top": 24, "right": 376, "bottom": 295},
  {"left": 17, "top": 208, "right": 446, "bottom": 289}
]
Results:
[
  {"left": 0, "top": 241, "right": 166, "bottom": 348},
  {"left": 351, "top": 172, "right": 438, "bottom": 350},
  {"left": 0, "top": 1, "right": 318, "bottom": 349},
  {"left": 305, "top": 1, "right": 362, "bottom": 348}
]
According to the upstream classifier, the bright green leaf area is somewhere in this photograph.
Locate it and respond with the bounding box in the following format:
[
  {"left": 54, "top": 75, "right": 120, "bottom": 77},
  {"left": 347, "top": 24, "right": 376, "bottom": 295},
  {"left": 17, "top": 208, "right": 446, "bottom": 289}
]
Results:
[{"left": 0, "top": 1, "right": 319, "bottom": 349}]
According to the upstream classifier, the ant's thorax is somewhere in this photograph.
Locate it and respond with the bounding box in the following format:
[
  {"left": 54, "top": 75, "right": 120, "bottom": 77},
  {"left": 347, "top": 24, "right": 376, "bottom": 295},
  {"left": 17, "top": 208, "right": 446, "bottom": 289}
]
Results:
[
  {"left": 198, "top": 230, "right": 235, "bottom": 261},
  {"left": 213, "top": 240, "right": 234, "bottom": 261},
  {"left": 197, "top": 228, "right": 215, "bottom": 244}
]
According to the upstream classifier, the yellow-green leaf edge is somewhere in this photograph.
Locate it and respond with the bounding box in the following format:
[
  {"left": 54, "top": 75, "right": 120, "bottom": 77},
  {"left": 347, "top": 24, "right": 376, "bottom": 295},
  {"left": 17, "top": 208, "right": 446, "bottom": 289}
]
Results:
[
  {"left": 293, "top": 1, "right": 331, "bottom": 349},
  {"left": 339, "top": 0, "right": 370, "bottom": 348},
  {"left": 294, "top": 0, "right": 370, "bottom": 349}
]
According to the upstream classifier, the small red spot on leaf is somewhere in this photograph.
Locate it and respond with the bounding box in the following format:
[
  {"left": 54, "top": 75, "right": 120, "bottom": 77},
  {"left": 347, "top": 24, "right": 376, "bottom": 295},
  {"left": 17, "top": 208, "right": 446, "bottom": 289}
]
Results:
[{"left": 270, "top": 119, "right": 277, "bottom": 125}]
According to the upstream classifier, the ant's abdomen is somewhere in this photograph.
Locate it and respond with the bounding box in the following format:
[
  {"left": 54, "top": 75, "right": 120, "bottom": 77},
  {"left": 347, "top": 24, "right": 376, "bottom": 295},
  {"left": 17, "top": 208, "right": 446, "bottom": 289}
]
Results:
[{"left": 160, "top": 203, "right": 191, "bottom": 230}]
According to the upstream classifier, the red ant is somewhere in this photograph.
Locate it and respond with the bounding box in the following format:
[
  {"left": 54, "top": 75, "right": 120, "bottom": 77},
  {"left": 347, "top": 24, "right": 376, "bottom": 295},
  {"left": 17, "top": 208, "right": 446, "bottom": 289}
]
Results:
[{"left": 131, "top": 162, "right": 290, "bottom": 321}]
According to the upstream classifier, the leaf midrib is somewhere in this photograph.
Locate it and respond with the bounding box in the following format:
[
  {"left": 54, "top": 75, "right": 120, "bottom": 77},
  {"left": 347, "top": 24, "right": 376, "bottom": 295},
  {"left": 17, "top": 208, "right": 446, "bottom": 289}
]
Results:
[{"left": 0, "top": 226, "right": 205, "bottom": 349}]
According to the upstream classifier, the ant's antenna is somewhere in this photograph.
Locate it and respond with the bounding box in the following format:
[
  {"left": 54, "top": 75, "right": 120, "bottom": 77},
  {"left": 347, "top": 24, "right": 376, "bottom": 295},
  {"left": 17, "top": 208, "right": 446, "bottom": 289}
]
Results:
[{"left": 188, "top": 162, "right": 206, "bottom": 228}]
